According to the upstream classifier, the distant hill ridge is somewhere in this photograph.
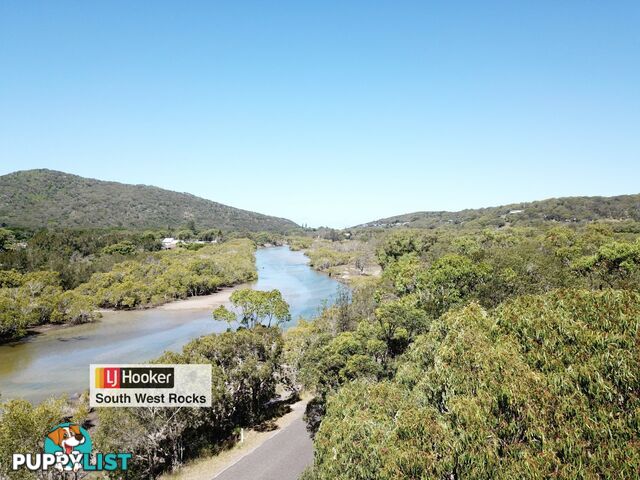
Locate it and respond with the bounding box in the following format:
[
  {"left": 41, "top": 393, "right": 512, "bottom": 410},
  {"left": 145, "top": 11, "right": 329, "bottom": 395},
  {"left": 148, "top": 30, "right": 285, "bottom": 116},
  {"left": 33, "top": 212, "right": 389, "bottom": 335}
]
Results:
[
  {"left": 0, "top": 169, "right": 298, "bottom": 231},
  {"left": 357, "top": 194, "right": 640, "bottom": 229}
]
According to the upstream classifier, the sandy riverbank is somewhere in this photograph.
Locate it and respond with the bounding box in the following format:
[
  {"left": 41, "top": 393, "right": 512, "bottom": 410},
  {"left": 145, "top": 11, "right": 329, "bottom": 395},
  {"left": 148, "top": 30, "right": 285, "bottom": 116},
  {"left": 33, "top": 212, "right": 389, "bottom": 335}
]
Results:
[
  {"left": 22, "top": 284, "right": 250, "bottom": 339},
  {"left": 158, "top": 283, "right": 250, "bottom": 311}
]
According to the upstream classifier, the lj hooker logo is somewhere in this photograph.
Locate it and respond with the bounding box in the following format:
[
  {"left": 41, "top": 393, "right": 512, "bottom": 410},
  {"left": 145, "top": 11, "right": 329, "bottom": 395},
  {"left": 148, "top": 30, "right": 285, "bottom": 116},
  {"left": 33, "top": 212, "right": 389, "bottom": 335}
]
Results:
[
  {"left": 95, "top": 366, "right": 175, "bottom": 389},
  {"left": 91, "top": 364, "right": 212, "bottom": 407}
]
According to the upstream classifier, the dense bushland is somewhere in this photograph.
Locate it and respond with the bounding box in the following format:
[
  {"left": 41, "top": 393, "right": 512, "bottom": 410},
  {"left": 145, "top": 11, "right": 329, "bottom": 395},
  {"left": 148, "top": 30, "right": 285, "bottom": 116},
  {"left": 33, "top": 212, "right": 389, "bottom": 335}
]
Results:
[
  {"left": 359, "top": 193, "right": 640, "bottom": 229},
  {"left": 0, "top": 270, "right": 98, "bottom": 340},
  {"left": 307, "top": 290, "right": 640, "bottom": 479},
  {"left": 0, "top": 228, "right": 163, "bottom": 289},
  {"left": 0, "top": 239, "right": 256, "bottom": 341},
  {"left": 77, "top": 239, "right": 256, "bottom": 309},
  {"left": 303, "top": 238, "right": 379, "bottom": 279},
  {"left": 2, "top": 220, "right": 640, "bottom": 478},
  {"left": 0, "top": 169, "right": 298, "bottom": 231},
  {"left": 293, "top": 224, "right": 640, "bottom": 479}
]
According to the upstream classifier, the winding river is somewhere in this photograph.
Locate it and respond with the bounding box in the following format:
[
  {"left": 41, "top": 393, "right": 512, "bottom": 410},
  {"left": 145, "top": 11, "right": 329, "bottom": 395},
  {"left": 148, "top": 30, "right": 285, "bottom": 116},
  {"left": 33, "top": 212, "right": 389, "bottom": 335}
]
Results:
[{"left": 0, "top": 247, "right": 341, "bottom": 403}]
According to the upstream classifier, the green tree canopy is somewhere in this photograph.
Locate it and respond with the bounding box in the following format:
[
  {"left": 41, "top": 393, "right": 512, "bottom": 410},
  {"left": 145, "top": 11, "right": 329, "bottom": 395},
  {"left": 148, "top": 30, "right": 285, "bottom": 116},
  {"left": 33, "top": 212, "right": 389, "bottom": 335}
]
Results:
[
  {"left": 0, "top": 229, "right": 14, "bottom": 252},
  {"left": 101, "top": 240, "right": 137, "bottom": 255},
  {"left": 211, "top": 304, "right": 236, "bottom": 324},
  {"left": 198, "top": 229, "right": 222, "bottom": 242},
  {"left": 573, "top": 239, "right": 640, "bottom": 288},
  {"left": 306, "top": 289, "right": 640, "bottom": 480},
  {"left": 213, "top": 289, "right": 291, "bottom": 328},
  {"left": 176, "top": 229, "right": 194, "bottom": 241}
]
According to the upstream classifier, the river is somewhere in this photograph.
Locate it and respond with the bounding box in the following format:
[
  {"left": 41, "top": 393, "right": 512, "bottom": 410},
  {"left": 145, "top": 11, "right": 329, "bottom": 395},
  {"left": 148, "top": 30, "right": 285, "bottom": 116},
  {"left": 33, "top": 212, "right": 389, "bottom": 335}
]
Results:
[{"left": 0, "top": 246, "right": 342, "bottom": 403}]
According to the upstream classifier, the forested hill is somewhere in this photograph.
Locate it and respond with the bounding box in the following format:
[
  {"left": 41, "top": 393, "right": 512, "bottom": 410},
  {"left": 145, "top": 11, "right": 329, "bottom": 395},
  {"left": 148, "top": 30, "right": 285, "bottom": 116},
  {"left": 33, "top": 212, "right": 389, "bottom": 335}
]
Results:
[
  {"left": 357, "top": 193, "right": 640, "bottom": 229},
  {"left": 0, "top": 169, "right": 298, "bottom": 231}
]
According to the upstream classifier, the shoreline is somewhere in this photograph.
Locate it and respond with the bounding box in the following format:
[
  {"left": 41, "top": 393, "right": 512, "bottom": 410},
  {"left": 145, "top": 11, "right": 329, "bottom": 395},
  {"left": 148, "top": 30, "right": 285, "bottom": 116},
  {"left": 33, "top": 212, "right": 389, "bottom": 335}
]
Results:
[
  {"left": 95, "top": 282, "right": 251, "bottom": 313},
  {"left": 157, "top": 283, "right": 250, "bottom": 311},
  {"left": 299, "top": 248, "right": 381, "bottom": 284},
  {"left": 17, "top": 283, "right": 250, "bottom": 342}
]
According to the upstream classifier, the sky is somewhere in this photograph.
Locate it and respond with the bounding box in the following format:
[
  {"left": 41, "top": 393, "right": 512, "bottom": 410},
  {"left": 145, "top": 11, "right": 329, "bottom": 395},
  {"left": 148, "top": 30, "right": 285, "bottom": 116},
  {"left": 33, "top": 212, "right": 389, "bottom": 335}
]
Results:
[{"left": 1, "top": 1, "right": 639, "bottom": 228}]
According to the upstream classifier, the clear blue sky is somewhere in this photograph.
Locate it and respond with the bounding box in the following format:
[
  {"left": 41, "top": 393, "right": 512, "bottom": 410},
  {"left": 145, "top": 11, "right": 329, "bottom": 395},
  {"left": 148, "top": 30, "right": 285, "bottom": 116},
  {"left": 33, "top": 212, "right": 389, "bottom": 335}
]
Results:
[{"left": 1, "top": 1, "right": 638, "bottom": 228}]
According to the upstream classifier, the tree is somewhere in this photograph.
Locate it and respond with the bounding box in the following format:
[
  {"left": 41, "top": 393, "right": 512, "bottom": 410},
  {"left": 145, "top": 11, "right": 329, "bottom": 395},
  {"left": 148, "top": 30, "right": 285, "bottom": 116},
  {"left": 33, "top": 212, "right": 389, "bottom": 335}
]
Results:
[
  {"left": 213, "top": 289, "right": 291, "bottom": 328},
  {"left": 573, "top": 239, "right": 640, "bottom": 289},
  {"left": 380, "top": 252, "right": 425, "bottom": 295},
  {"left": 95, "top": 328, "right": 284, "bottom": 479},
  {"left": 374, "top": 294, "right": 428, "bottom": 356},
  {"left": 376, "top": 229, "right": 435, "bottom": 267},
  {"left": 176, "top": 230, "right": 193, "bottom": 241},
  {"left": 325, "top": 230, "right": 341, "bottom": 242},
  {"left": 334, "top": 286, "right": 353, "bottom": 332},
  {"left": 419, "top": 253, "right": 491, "bottom": 317},
  {"left": 198, "top": 229, "right": 222, "bottom": 242},
  {"left": 0, "top": 398, "right": 66, "bottom": 480},
  {"left": 212, "top": 304, "right": 236, "bottom": 324},
  {"left": 305, "top": 290, "right": 640, "bottom": 480},
  {"left": 0, "top": 228, "right": 14, "bottom": 252},
  {"left": 102, "top": 240, "right": 137, "bottom": 255}
]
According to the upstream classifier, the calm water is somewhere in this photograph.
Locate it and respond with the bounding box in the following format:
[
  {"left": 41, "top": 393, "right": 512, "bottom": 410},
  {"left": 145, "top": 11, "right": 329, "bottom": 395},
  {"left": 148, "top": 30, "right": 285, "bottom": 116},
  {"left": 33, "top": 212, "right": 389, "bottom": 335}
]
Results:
[{"left": 0, "top": 247, "right": 341, "bottom": 403}]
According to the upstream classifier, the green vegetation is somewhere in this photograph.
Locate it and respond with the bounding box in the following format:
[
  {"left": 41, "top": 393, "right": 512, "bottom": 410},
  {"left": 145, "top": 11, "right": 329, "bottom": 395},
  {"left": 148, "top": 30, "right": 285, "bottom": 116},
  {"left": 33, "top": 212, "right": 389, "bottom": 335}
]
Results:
[
  {"left": 2, "top": 188, "right": 640, "bottom": 479},
  {"left": 0, "top": 229, "right": 14, "bottom": 252},
  {"left": 286, "top": 235, "right": 312, "bottom": 251},
  {"left": 213, "top": 288, "right": 291, "bottom": 328},
  {"left": 306, "top": 246, "right": 352, "bottom": 270},
  {"left": 0, "top": 398, "right": 68, "bottom": 480},
  {"left": 573, "top": 238, "right": 640, "bottom": 288},
  {"left": 0, "top": 270, "right": 98, "bottom": 340},
  {"left": 94, "top": 326, "right": 285, "bottom": 479},
  {"left": 303, "top": 238, "right": 379, "bottom": 279},
  {"left": 0, "top": 228, "right": 163, "bottom": 289},
  {"left": 290, "top": 223, "right": 640, "bottom": 479},
  {"left": 77, "top": 239, "right": 256, "bottom": 309},
  {"left": 0, "top": 169, "right": 298, "bottom": 231},
  {"left": 358, "top": 193, "right": 640, "bottom": 229},
  {"left": 307, "top": 290, "right": 640, "bottom": 479},
  {"left": 0, "top": 239, "right": 256, "bottom": 341}
]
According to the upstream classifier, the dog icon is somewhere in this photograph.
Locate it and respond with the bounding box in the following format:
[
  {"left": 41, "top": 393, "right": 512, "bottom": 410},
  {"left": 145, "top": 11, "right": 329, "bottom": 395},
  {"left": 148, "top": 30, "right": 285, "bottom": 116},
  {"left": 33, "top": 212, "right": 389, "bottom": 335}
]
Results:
[{"left": 47, "top": 424, "right": 86, "bottom": 472}]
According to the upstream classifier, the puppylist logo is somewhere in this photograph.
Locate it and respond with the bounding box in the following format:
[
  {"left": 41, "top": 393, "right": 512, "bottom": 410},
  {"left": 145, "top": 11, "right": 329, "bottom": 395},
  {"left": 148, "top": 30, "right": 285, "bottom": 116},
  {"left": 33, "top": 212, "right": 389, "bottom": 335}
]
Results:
[{"left": 12, "top": 422, "right": 131, "bottom": 473}]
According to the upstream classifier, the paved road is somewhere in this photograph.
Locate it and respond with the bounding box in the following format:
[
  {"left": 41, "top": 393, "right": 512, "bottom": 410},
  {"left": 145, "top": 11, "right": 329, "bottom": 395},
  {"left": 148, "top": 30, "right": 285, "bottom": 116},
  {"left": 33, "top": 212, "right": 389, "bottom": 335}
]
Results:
[{"left": 213, "top": 404, "right": 313, "bottom": 480}]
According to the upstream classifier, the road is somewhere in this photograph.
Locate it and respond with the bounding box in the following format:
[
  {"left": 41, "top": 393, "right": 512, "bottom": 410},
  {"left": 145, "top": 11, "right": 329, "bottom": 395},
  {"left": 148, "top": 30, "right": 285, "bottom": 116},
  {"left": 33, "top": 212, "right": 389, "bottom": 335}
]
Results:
[{"left": 213, "top": 402, "right": 314, "bottom": 480}]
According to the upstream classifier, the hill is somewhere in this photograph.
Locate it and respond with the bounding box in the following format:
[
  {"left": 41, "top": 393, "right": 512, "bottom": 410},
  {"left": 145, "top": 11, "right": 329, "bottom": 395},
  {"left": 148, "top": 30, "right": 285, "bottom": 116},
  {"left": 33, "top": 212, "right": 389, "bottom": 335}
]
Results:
[
  {"left": 356, "top": 194, "right": 640, "bottom": 229},
  {"left": 0, "top": 169, "right": 298, "bottom": 231}
]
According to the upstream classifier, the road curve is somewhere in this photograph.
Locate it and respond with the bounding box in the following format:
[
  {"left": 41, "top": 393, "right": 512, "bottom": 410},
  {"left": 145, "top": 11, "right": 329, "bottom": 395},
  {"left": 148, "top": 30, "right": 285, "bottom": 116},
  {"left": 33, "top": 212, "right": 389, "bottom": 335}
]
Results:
[{"left": 213, "top": 402, "right": 313, "bottom": 480}]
